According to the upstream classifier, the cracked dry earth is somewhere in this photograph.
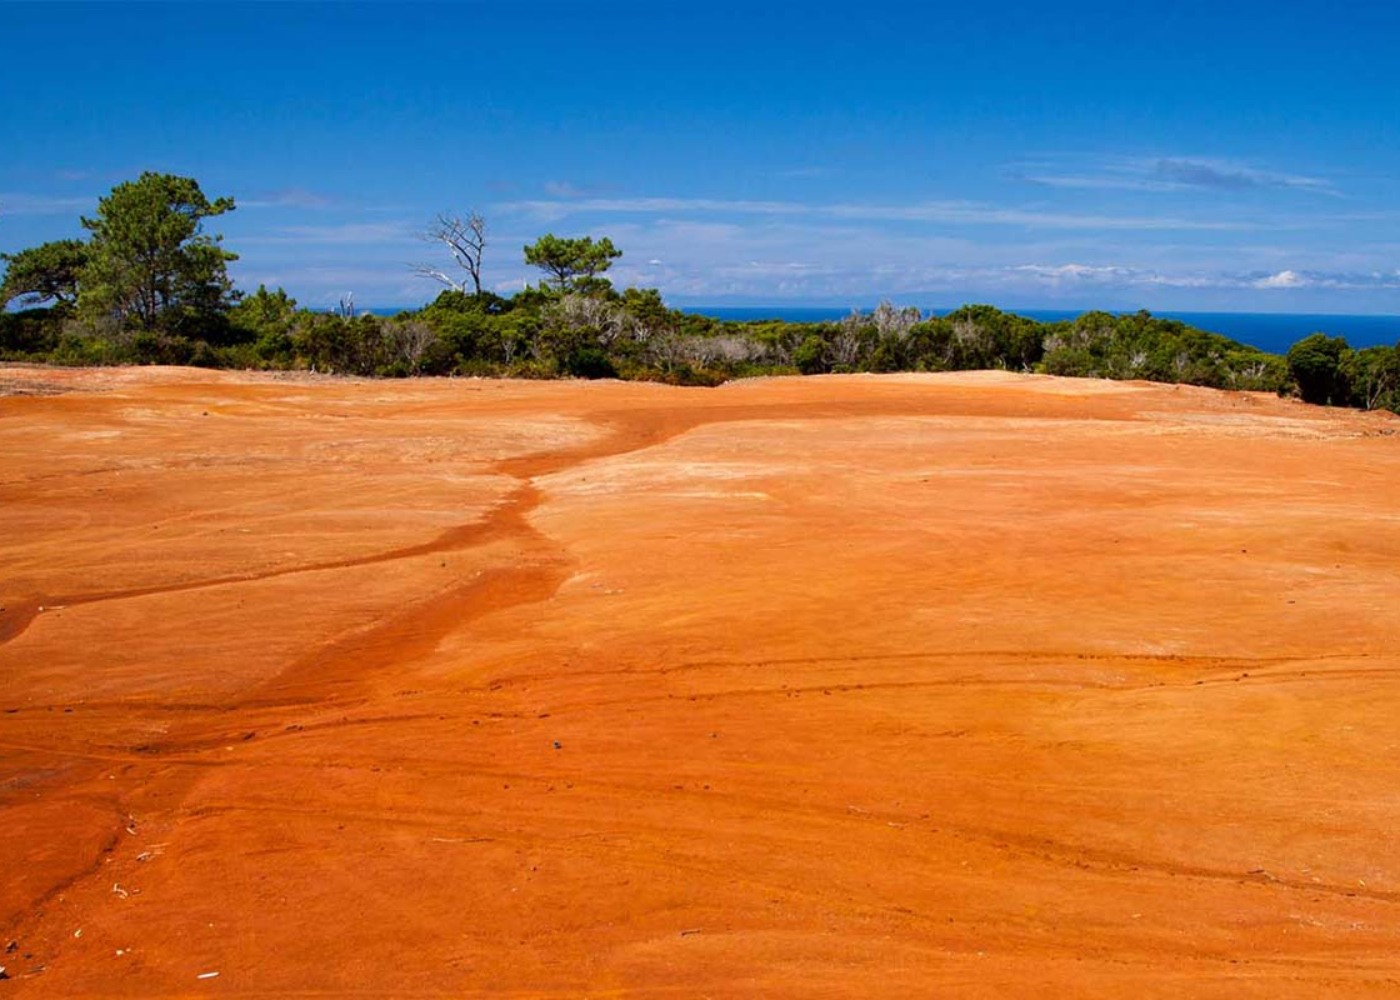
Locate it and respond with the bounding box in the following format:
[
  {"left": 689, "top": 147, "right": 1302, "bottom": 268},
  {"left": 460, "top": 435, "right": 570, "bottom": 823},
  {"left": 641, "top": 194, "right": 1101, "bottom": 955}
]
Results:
[{"left": 2, "top": 365, "right": 1399, "bottom": 998}]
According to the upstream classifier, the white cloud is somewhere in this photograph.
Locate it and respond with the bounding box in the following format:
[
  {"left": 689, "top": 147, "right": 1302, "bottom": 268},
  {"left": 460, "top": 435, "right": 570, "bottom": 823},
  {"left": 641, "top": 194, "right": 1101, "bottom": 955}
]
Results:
[
  {"left": 1152, "top": 158, "right": 1337, "bottom": 195},
  {"left": 541, "top": 180, "right": 617, "bottom": 198},
  {"left": 240, "top": 188, "right": 335, "bottom": 210},
  {"left": 0, "top": 192, "right": 95, "bottom": 216},
  {"left": 542, "top": 180, "right": 587, "bottom": 197},
  {"left": 1254, "top": 269, "right": 1307, "bottom": 289},
  {"left": 1013, "top": 263, "right": 1136, "bottom": 283},
  {"left": 495, "top": 195, "right": 1263, "bottom": 233},
  {"left": 1017, "top": 156, "right": 1339, "bottom": 197},
  {"left": 237, "top": 222, "right": 413, "bottom": 245},
  {"left": 1243, "top": 269, "right": 1400, "bottom": 291}
]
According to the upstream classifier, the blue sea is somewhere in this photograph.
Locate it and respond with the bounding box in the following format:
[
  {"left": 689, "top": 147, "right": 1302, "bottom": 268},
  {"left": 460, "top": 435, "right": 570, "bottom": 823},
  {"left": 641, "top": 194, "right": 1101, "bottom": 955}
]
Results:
[{"left": 690, "top": 307, "right": 1400, "bottom": 356}]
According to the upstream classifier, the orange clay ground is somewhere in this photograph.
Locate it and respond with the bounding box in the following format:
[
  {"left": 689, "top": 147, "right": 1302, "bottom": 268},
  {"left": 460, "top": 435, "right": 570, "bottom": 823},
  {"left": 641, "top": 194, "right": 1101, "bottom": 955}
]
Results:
[{"left": 1, "top": 365, "right": 1399, "bottom": 998}]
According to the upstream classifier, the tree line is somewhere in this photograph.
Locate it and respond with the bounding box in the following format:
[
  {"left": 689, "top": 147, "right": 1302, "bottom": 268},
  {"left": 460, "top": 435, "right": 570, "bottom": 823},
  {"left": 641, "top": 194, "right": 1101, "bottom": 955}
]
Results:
[{"left": 1, "top": 171, "right": 1397, "bottom": 413}]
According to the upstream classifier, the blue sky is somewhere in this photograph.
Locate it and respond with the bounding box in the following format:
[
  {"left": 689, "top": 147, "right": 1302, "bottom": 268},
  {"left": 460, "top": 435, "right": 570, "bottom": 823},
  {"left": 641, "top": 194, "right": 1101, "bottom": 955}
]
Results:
[{"left": 3, "top": 1, "right": 1399, "bottom": 312}]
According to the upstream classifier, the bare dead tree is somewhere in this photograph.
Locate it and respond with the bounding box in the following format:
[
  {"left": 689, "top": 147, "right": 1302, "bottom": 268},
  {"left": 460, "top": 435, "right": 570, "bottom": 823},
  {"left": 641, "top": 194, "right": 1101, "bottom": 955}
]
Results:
[
  {"left": 414, "top": 211, "right": 486, "bottom": 295},
  {"left": 1362, "top": 369, "right": 1396, "bottom": 410},
  {"left": 388, "top": 319, "right": 436, "bottom": 374},
  {"left": 826, "top": 310, "right": 871, "bottom": 369},
  {"left": 871, "top": 300, "right": 921, "bottom": 339},
  {"left": 685, "top": 335, "right": 755, "bottom": 368}
]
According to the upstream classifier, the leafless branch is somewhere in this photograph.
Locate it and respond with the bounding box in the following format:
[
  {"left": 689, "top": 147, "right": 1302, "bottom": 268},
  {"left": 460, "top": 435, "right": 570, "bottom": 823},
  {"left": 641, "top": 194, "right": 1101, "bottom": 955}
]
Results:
[{"left": 416, "top": 211, "right": 486, "bottom": 296}]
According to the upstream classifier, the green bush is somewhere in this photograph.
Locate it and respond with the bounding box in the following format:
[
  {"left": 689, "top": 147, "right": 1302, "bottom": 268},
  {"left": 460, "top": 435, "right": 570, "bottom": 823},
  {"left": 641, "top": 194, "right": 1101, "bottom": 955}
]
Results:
[
  {"left": 1287, "top": 333, "right": 1351, "bottom": 405},
  {"left": 0, "top": 307, "right": 64, "bottom": 357}
]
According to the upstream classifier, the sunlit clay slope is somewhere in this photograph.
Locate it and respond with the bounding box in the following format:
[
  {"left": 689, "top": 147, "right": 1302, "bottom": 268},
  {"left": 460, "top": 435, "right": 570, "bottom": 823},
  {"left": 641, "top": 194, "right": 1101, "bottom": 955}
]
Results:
[{"left": 2, "top": 366, "right": 1399, "bottom": 998}]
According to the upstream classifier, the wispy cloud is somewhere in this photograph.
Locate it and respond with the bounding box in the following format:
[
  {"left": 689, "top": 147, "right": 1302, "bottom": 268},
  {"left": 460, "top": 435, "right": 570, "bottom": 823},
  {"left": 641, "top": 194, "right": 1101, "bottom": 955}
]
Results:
[
  {"left": 1254, "top": 269, "right": 1306, "bottom": 289},
  {"left": 999, "top": 264, "right": 1400, "bottom": 294},
  {"left": 1018, "top": 156, "right": 1339, "bottom": 196},
  {"left": 542, "top": 179, "right": 616, "bottom": 198},
  {"left": 0, "top": 192, "right": 95, "bottom": 216},
  {"left": 542, "top": 180, "right": 587, "bottom": 198},
  {"left": 1248, "top": 268, "right": 1400, "bottom": 291},
  {"left": 238, "top": 222, "right": 412, "bottom": 245},
  {"left": 240, "top": 187, "right": 335, "bottom": 210},
  {"left": 1004, "top": 263, "right": 1246, "bottom": 291},
  {"left": 1013, "top": 263, "right": 1140, "bottom": 284},
  {"left": 576, "top": 211, "right": 1400, "bottom": 299},
  {"left": 1154, "top": 159, "right": 1335, "bottom": 194},
  {"left": 496, "top": 195, "right": 1265, "bottom": 232}
]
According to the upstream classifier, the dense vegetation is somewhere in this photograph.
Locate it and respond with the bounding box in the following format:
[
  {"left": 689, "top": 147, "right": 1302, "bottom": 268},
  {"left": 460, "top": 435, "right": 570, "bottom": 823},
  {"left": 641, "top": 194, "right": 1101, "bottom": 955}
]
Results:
[{"left": 3, "top": 172, "right": 1398, "bottom": 413}]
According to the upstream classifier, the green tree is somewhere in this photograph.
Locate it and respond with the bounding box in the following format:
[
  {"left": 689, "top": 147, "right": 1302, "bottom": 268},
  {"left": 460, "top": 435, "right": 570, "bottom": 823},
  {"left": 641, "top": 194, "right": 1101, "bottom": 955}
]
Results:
[
  {"left": 1344, "top": 343, "right": 1400, "bottom": 411},
  {"left": 229, "top": 284, "right": 297, "bottom": 337},
  {"left": 0, "top": 239, "right": 88, "bottom": 307},
  {"left": 78, "top": 172, "right": 238, "bottom": 333},
  {"left": 793, "top": 332, "right": 829, "bottom": 374},
  {"left": 620, "top": 287, "right": 671, "bottom": 329},
  {"left": 229, "top": 284, "right": 299, "bottom": 361},
  {"left": 523, "top": 234, "right": 621, "bottom": 292},
  {"left": 1286, "top": 332, "right": 1351, "bottom": 405}
]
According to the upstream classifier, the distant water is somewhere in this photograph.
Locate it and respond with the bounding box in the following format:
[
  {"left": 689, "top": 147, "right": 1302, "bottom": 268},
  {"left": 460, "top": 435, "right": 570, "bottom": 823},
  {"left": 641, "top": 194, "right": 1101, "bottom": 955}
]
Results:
[{"left": 692, "top": 306, "right": 1400, "bottom": 355}]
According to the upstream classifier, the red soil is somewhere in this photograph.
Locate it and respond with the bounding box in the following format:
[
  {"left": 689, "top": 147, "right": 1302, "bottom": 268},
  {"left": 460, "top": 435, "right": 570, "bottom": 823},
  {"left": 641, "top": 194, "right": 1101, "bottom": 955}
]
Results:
[{"left": 2, "top": 366, "right": 1399, "bottom": 997}]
